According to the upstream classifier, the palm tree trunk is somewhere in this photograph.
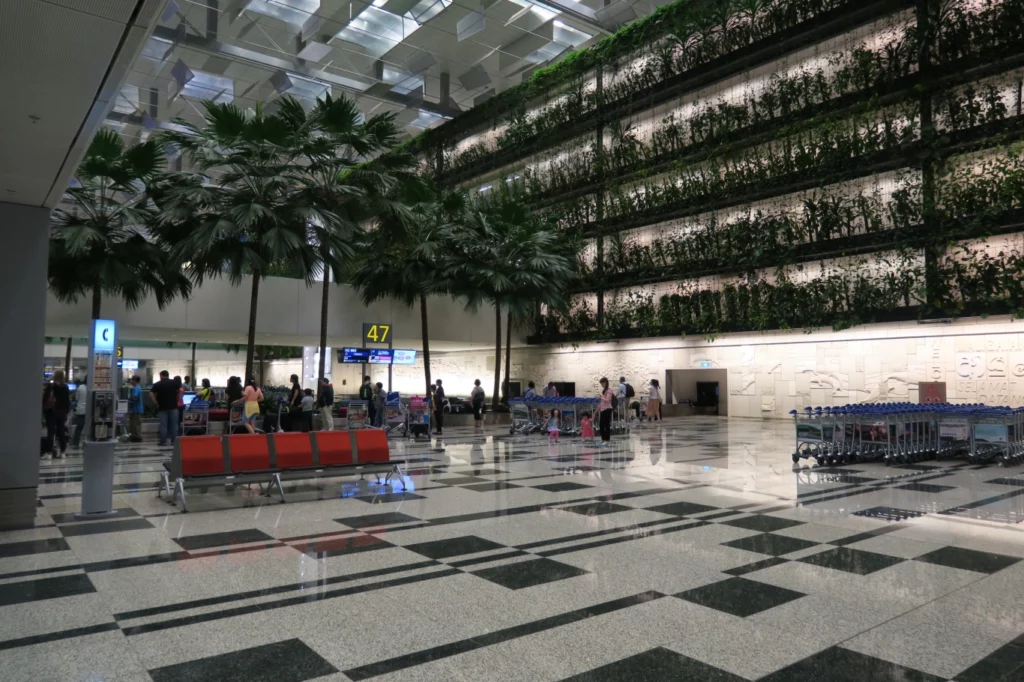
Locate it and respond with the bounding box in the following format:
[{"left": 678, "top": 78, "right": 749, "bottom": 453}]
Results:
[
  {"left": 91, "top": 284, "right": 101, "bottom": 320},
  {"left": 492, "top": 305, "right": 501, "bottom": 410},
  {"left": 64, "top": 337, "right": 73, "bottom": 379},
  {"left": 245, "top": 270, "right": 260, "bottom": 382},
  {"left": 420, "top": 296, "right": 432, "bottom": 396},
  {"left": 503, "top": 310, "right": 512, "bottom": 403},
  {"left": 258, "top": 349, "right": 266, "bottom": 386},
  {"left": 190, "top": 342, "right": 197, "bottom": 384},
  {"left": 318, "top": 264, "right": 330, "bottom": 383}
]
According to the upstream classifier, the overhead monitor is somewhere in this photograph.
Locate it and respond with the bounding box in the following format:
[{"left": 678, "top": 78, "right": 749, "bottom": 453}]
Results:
[
  {"left": 339, "top": 347, "right": 371, "bottom": 364},
  {"left": 392, "top": 349, "right": 417, "bottom": 365},
  {"left": 368, "top": 349, "right": 393, "bottom": 364}
]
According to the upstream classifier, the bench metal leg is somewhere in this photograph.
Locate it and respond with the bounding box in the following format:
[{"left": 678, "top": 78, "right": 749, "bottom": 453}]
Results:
[
  {"left": 265, "top": 473, "right": 285, "bottom": 504},
  {"left": 159, "top": 471, "right": 172, "bottom": 500},
  {"left": 175, "top": 478, "right": 188, "bottom": 513},
  {"left": 391, "top": 463, "right": 406, "bottom": 490}
]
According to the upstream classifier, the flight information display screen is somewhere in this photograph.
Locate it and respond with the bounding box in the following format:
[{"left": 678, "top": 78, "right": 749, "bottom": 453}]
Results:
[
  {"left": 368, "top": 349, "right": 393, "bottom": 365},
  {"left": 340, "top": 347, "right": 371, "bottom": 363},
  {"left": 392, "top": 349, "right": 417, "bottom": 365}
]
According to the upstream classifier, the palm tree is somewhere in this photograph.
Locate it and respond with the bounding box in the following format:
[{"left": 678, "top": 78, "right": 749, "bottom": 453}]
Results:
[
  {"left": 351, "top": 192, "right": 461, "bottom": 397},
  {"left": 151, "top": 102, "right": 317, "bottom": 382},
  {"left": 280, "top": 94, "right": 418, "bottom": 386},
  {"left": 49, "top": 128, "right": 191, "bottom": 321},
  {"left": 451, "top": 193, "right": 579, "bottom": 408}
]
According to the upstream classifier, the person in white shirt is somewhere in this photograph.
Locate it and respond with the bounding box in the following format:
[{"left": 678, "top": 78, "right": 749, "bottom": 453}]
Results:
[
  {"left": 71, "top": 377, "right": 88, "bottom": 448},
  {"left": 647, "top": 379, "right": 662, "bottom": 422}
]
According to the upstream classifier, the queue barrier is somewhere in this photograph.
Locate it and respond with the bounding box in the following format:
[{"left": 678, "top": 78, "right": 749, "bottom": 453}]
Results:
[{"left": 159, "top": 429, "right": 405, "bottom": 512}]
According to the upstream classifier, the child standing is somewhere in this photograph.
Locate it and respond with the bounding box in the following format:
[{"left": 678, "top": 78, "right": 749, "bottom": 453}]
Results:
[
  {"left": 301, "top": 388, "right": 315, "bottom": 432},
  {"left": 548, "top": 409, "right": 561, "bottom": 442},
  {"left": 580, "top": 412, "right": 595, "bottom": 443}
]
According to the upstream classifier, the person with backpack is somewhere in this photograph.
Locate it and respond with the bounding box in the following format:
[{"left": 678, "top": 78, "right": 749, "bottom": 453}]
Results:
[
  {"left": 619, "top": 376, "right": 640, "bottom": 420},
  {"left": 470, "top": 379, "right": 486, "bottom": 433},
  {"left": 359, "top": 376, "right": 375, "bottom": 426},
  {"left": 373, "top": 383, "right": 386, "bottom": 428},
  {"left": 597, "top": 377, "right": 614, "bottom": 447}
]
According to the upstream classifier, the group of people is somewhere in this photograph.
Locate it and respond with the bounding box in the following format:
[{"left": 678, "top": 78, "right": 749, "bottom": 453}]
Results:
[{"left": 149, "top": 372, "right": 200, "bottom": 446}]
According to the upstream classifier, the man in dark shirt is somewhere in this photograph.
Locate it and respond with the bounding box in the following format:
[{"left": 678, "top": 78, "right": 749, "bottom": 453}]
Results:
[
  {"left": 150, "top": 370, "right": 180, "bottom": 446},
  {"left": 318, "top": 378, "right": 335, "bottom": 431},
  {"left": 433, "top": 378, "right": 445, "bottom": 435}
]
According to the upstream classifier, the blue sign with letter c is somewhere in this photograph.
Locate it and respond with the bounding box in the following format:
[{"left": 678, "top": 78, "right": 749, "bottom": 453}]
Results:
[{"left": 93, "top": 319, "right": 116, "bottom": 352}]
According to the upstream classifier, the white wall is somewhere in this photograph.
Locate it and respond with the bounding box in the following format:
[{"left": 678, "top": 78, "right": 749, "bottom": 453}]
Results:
[{"left": 45, "top": 276, "right": 509, "bottom": 349}]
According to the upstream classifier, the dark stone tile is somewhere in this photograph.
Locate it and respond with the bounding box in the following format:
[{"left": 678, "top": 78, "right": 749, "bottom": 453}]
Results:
[
  {"left": 852, "top": 506, "right": 925, "bottom": 522},
  {"left": 0, "top": 573, "right": 96, "bottom": 607},
  {"left": 0, "top": 537, "right": 70, "bottom": 559},
  {"left": 914, "top": 546, "right": 1021, "bottom": 575},
  {"left": 172, "top": 529, "right": 275, "bottom": 551},
  {"left": 59, "top": 517, "right": 154, "bottom": 537},
  {"left": 674, "top": 577, "right": 805, "bottom": 617},
  {"left": 449, "top": 468, "right": 506, "bottom": 476},
  {"left": 798, "top": 547, "right": 905, "bottom": 575},
  {"left": 462, "top": 481, "right": 521, "bottom": 492},
  {"left": 471, "top": 557, "right": 589, "bottom": 590},
  {"left": 403, "top": 536, "right": 506, "bottom": 560},
  {"left": 647, "top": 501, "right": 719, "bottom": 516},
  {"left": 148, "top": 638, "right": 337, "bottom": 682},
  {"left": 558, "top": 501, "right": 635, "bottom": 516},
  {"left": 721, "top": 533, "right": 819, "bottom": 557},
  {"left": 300, "top": 534, "right": 393, "bottom": 558},
  {"left": 723, "top": 557, "right": 791, "bottom": 577},
  {"left": 954, "top": 634, "right": 1024, "bottom": 681},
  {"left": 432, "top": 476, "right": 490, "bottom": 486},
  {"left": 986, "top": 477, "right": 1024, "bottom": 487},
  {"left": 722, "top": 515, "right": 805, "bottom": 533},
  {"left": 50, "top": 508, "right": 140, "bottom": 524},
  {"left": 892, "top": 483, "right": 956, "bottom": 493},
  {"left": 0, "top": 623, "right": 120, "bottom": 652},
  {"left": 828, "top": 525, "right": 906, "bottom": 547},
  {"left": 532, "top": 482, "right": 594, "bottom": 493},
  {"left": 352, "top": 492, "right": 426, "bottom": 503},
  {"left": 889, "top": 464, "right": 943, "bottom": 472},
  {"left": 335, "top": 512, "right": 421, "bottom": 528},
  {"left": 561, "top": 647, "right": 747, "bottom": 681},
  {"left": 759, "top": 646, "right": 944, "bottom": 682}
]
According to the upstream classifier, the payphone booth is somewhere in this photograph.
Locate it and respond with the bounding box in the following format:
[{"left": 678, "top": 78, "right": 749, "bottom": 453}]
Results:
[{"left": 77, "top": 319, "right": 119, "bottom": 518}]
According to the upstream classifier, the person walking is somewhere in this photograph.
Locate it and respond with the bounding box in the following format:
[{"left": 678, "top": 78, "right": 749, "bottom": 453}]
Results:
[
  {"left": 470, "top": 379, "right": 485, "bottom": 433},
  {"left": 373, "top": 382, "right": 386, "bottom": 428},
  {"left": 182, "top": 376, "right": 193, "bottom": 392},
  {"left": 433, "top": 379, "right": 446, "bottom": 435},
  {"left": 318, "top": 378, "right": 335, "bottom": 431},
  {"left": 647, "top": 379, "right": 662, "bottom": 422},
  {"left": 241, "top": 378, "right": 263, "bottom": 435},
  {"left": 543, "top": 381, "right": 558, "bottom": 398},
  {"left": 71, "top": 375, "right": 88, "bottom": 448},
  {"left": 174, "top": 375, "right": 186, "bottom": 434},
  {"left": 523, "top": 381, "right": 537, "bottom": 401},
  {"left": 43, "top": 370, "right": 71, "bottom": 458},
  {"left": 597, "top": 377, "right": 614, "bottom": 447},
  {"left": 128, "top": 375, "right": 144, "bottom": 442},
  {"left": 225, "top": 376, "right": 243, "bottom": 406},
  {"left": 151, "top": 370, "right": 180, "bottom": 447}
]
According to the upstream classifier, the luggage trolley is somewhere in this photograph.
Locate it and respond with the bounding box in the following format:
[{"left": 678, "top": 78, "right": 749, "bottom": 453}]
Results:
[
  {"left": 115, "top": 399, "right": 132, "bottom": 442},
  {"left": 181, "top": 399, "right": 210, "bottom": 436},
  {"left": 384, "top": 393, "right": 407, "bottom": 437},
  {"left": 347, "top": 400, "right": 370, "bottom": 430},
  {"left": 408, "top": 397, "right": 431, "bottom": 439},
  {"left": 509, "top": 399, "right": 531, "bottom": 435}
]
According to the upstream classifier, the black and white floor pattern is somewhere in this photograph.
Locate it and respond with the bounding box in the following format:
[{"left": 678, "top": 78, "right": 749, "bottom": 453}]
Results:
[{"left": 3, "top": 417, "right": 1024, "bottom": 681}]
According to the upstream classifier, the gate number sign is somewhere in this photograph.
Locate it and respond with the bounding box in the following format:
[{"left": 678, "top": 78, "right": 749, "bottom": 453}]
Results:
[{"left": 363, "top": 323, "right": 391, "bottom": 344}]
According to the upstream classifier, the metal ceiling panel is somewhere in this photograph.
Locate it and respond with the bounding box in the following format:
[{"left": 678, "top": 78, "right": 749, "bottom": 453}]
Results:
[{"left": 46, "top": 0, "right": 144, "bottom": 23}]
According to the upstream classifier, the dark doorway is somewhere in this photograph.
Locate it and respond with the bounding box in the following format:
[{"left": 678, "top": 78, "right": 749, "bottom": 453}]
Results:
[
  {"left": 553, "top": 381, "right": 576, "bottom": 397},
  {"left": 696, "top": 382, "right": 720, "bottom": 415}
]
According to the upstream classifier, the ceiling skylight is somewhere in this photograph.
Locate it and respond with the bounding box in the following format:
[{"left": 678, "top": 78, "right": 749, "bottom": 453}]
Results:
[
  {"left": 140, "top": 36, "right": 173, "bottom": 63},
  {"left": 408, "top": 109, "right": 449, "bottom": 128},
  {"left": 245, "top": 0, "right": 320, "bottom": 27},
  {"left": 181, "top": 71, "right": 234, "bottom": 104},
  {"left": 524, "top": 19, "right": 591, "bottom": 63}
]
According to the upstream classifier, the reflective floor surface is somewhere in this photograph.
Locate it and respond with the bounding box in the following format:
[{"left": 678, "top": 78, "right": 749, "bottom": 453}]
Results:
[{"left": 3, "top": 417, "right": 1024, "bottom": 681}]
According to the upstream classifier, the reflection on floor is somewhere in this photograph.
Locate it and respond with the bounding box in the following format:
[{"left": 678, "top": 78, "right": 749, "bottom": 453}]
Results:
[{"left": 3, "top": 417, "right": 1024, "bottom": 681}]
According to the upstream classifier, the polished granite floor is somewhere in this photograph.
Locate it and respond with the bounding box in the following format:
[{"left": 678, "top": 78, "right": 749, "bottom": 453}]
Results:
[{"left": 3, "top": 417, "right": 1024, "bottom": 681}]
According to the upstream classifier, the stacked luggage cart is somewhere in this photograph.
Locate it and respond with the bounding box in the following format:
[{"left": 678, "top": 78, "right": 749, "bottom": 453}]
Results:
[
  {"left": 791, "top": 403, "right": 1024, "bottom": 467},
  {"left": 509, "top": 397, "right": 604, "bottom": 437}
]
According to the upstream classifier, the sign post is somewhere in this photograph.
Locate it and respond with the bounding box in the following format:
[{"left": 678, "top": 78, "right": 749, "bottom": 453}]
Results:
[
  {"left": 77, "top": 319, "right": 119, "bottom": 518},
  {"left": 362, "top": 322, "right": 394, "bottom": 392}
]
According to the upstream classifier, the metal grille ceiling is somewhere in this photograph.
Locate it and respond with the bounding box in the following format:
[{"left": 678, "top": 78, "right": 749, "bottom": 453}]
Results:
[{"left": 107, "top": 0, "right": 657, "bottom": 146}]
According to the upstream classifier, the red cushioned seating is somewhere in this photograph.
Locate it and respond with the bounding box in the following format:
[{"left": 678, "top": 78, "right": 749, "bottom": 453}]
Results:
[
  {"left": 314, "top": 431, "right": 354, "bottom": 466},
  {"left": 354, "top": 429, "right": 390, "bottom": 464},
  {"left": 273, "top": 432, "right": 314, "bottom": 469},
  {"left": 179, "top": 436, "right": 225, "bottom": 476},
  {"left": 227, "top": 434, "right": 271, "bottom": 472}
]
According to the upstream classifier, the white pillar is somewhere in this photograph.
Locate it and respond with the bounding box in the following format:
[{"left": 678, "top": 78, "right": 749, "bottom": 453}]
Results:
[{"left": 0, "top": 202, "right": 50, "bottom": 529}]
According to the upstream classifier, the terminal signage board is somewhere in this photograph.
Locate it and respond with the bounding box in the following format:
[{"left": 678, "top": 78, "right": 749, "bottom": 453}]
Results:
[{"left": 362, "top": 322, "right": 391, "bottom": 344}]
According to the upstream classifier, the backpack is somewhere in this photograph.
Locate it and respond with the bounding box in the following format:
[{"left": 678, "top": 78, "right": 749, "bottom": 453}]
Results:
[
  {"left": 43, "top": 384, "right": 56, "bottom": 410},
  {"left": 610, "top": 392, "right": 618, "bottom": 409},
  {"left": 625, "top": 383, "right": 635, "bottom": 399}
]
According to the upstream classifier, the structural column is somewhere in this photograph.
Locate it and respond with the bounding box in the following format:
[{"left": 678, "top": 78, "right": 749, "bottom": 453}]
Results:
[{"left": 0, "top": 202, "right": 50, "bottom": 529}]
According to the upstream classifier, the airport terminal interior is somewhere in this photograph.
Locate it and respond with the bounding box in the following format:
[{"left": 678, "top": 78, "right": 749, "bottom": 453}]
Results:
[{"left": 4, "top": 0, "right": 1024, "bottom": 680}]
